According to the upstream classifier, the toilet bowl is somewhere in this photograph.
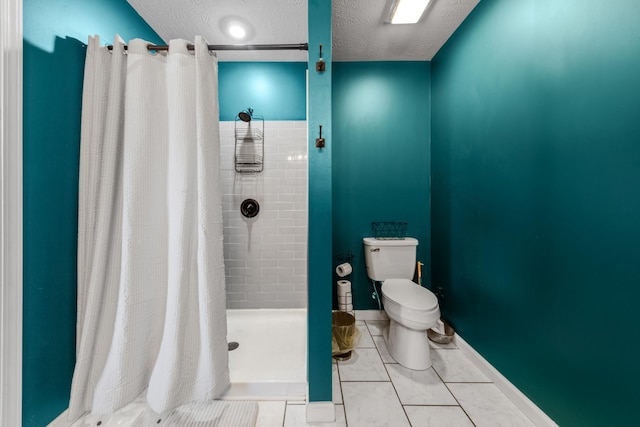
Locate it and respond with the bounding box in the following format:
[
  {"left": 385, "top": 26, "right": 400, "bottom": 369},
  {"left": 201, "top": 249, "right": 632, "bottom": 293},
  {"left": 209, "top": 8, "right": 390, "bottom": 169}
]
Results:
[
  {"left": 363, "top": 237, "right": 440, "bottom": 370},
  {"left": 381, "top": 279, "right": 440, "bottom": 370}
]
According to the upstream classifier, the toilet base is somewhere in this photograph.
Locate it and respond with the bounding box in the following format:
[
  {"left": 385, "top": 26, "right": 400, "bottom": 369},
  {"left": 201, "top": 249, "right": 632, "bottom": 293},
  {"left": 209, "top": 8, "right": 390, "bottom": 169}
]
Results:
[{"left": 383, "top": 319, "right": 432, "bottom": 370}]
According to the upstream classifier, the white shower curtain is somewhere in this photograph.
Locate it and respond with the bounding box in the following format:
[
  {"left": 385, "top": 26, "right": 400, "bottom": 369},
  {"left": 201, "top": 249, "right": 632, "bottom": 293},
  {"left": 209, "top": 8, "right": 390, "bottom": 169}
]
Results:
[{"left": 68, "top": 35, "right": 229, "bottom": 421}]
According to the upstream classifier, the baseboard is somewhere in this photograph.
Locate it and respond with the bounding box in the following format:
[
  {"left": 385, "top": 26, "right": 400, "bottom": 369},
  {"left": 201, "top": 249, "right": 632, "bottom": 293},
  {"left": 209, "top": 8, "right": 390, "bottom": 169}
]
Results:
[
  {"left": 305, "top": 401, "right": 334, "bottom": 423},
  {"left": 354, "top": 310, "right": 388, "bottom": 321},
  {"left": 455, "top": 335, "right": 558, "bottom": 427}
]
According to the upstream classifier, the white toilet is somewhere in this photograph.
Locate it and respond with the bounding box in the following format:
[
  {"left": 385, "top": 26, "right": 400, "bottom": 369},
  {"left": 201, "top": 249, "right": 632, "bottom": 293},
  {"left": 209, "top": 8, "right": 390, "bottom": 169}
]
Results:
[{"left": 363, "top": 237, "right": 440, "bottom": 370}]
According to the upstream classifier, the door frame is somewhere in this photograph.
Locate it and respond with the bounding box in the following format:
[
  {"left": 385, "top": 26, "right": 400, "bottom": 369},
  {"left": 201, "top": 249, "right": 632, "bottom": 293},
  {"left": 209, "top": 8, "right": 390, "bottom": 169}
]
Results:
[{"left": 1, "top": 0, "right": 23, "bottom": 425}]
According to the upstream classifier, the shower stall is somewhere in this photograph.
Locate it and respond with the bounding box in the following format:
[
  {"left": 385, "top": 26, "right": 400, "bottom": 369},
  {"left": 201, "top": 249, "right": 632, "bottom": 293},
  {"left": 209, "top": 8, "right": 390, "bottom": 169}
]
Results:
[
  {"left": 56, "top": 38, "right": 309, "bottom": 425},
  {"left": 219, "top": 117, "right": 308, "bottom": 400}
]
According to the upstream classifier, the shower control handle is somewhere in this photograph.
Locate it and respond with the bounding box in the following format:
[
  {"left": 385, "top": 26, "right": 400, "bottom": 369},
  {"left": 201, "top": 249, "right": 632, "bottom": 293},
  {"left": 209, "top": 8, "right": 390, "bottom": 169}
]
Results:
[{"left": 240, "top": 199, "right": 260, "bottom": 218}]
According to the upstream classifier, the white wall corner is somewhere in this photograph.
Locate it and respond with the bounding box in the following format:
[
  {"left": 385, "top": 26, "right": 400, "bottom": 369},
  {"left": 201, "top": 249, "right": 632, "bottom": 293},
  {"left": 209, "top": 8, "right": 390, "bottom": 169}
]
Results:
[
  {"left": 305, "top": 401, "right": 335, "bottom": 423},
  {"left": 456, "top": 334, "right": 559, "bottom": 427}
]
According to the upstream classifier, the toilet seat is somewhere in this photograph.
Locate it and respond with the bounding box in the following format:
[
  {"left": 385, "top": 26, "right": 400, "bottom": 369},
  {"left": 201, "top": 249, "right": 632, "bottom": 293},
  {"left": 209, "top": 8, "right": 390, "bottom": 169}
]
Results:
[{"left": 381, "top": 279, "right": 438, "bottom": 311}]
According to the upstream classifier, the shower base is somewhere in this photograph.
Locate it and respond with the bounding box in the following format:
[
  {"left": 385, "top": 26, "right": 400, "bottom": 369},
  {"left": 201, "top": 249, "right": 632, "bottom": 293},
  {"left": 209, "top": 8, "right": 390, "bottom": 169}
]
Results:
[
  {"left": 223, "top": 308, "right": 307, "bottom": 401},
  {"left": 51, "top": 308, "right": 307, "bottom": 427}
]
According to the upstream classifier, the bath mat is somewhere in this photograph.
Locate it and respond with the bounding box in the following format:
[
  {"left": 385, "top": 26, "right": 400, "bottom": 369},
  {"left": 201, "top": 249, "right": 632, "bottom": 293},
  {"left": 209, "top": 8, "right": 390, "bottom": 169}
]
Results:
[{"left": 131, "top": 400, "right": 258, "bottom": 427}]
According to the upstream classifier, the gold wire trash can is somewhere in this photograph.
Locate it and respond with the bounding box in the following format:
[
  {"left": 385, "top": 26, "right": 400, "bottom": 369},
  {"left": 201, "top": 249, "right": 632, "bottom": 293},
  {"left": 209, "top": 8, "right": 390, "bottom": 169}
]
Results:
[{"left": 332, "top": 311, "right": 359, "bottom": 361}]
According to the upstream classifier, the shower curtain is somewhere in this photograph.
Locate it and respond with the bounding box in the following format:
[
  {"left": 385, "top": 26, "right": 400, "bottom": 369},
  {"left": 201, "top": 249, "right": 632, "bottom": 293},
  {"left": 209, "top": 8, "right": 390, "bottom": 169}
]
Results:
[{"left": 68, "top": 36, "right": 229, "bottom": 421}]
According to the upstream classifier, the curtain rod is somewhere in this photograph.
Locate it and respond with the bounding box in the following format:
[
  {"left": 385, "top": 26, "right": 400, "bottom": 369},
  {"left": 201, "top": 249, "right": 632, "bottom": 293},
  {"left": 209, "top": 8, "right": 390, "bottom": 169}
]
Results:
[{"left": 107, "top": 43, "right": 309, "bottom": 52}]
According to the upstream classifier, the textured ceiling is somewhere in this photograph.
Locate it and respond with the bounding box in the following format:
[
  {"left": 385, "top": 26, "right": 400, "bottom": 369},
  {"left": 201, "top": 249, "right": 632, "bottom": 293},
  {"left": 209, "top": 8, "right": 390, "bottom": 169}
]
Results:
[
  {"left": 126, "top": 0, "right": 479, "bottom": 61},
  {"left": 333, "top": 0, "right": 480, "bottom": 61},
  {"left": 126, "top": 0, "right": 308, "bottom": 61}
]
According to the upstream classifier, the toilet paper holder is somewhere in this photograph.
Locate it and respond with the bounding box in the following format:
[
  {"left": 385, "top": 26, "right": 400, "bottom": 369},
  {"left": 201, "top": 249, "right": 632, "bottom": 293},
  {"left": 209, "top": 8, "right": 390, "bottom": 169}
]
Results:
[{"left": 333, "top": 251, "right": 354, "bottom": 277}]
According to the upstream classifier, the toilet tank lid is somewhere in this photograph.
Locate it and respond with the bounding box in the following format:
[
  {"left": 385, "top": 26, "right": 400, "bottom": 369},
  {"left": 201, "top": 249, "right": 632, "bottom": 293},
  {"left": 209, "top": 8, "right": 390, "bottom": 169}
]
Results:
[{"left": 363, "top": 237, "right": 418, "bottom": 246}]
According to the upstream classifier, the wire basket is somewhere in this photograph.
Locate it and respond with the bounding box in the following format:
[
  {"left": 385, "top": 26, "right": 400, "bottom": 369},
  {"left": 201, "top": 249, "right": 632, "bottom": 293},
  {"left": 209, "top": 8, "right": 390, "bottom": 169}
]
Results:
[
  {"left": 372, "top": 221, "right": 407, "bottom": 240},
  {"left": 235, "top": 117, "right": 264, "bottom": 173}
]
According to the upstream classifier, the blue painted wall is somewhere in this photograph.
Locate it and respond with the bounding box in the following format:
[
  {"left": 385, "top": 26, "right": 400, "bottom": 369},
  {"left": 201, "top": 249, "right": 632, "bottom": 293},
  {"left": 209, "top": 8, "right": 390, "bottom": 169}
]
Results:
[
  {"left": 431, "top": 0, "right": 640, "bottom": 425},
  {"left": 333, "top": 62, "right": 431, "bottom": 310},
  {"left": 307, "top": 0, "right": 333, "bottom": 403},
  {"left": 219, "top": 62, "right": 306, "bottom": 121},
  {"left": 23, "top": 1, "right": 162, "bottom": 425}
]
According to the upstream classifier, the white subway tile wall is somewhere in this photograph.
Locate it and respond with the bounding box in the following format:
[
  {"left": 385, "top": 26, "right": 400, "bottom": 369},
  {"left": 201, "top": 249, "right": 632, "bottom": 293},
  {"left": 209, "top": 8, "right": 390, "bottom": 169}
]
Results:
[{"left": 219, "top": 121, "right": 308, "bottom": 309}]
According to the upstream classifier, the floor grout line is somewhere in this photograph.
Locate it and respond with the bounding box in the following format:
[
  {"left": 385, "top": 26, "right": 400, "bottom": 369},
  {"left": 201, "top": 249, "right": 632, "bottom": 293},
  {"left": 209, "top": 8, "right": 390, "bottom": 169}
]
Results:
[{"left": 367, "top": 320, "right": 412, "bottom": 427}]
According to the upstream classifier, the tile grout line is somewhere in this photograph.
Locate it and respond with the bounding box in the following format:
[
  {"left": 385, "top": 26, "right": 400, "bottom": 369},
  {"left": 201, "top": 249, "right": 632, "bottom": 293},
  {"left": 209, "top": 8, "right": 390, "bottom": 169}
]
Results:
[
  {"left": 433, "top": 364, "right": 478, "bottom": 427},
  {"left": 376, "top": 322, "right": 476, "bottom": 427},
  {"left": 366, "top": 320, "right": 414, "bottom": 427},
  {"left": 335, "top": 352, "right": 349, "bottom": 426}
]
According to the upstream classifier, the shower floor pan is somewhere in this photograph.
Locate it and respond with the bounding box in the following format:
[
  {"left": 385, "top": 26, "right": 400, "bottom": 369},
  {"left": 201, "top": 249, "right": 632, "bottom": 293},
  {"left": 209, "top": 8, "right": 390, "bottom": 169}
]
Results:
[
  {"left": 222, "top": 308, "right": 307, "bottom": 401},
  {"left": 52, "top": 309, "right": 307, "bottom": 427}
]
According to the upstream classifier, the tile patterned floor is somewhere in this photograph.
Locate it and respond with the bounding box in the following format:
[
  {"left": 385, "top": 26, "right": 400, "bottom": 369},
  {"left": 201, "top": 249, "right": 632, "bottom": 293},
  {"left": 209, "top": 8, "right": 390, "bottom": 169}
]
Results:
[{"left": 256, "top": 319, "right": 537, "bottom": 427}]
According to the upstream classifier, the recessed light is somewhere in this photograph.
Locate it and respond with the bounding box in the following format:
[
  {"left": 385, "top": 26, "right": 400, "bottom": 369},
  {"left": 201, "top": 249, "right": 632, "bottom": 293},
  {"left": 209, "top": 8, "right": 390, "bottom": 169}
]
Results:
[
  {"left": 228, "top": 24, "right": 246, "bottom": 39},
  {"left": 389, "top": 0, "right": 431, "bottom": 24},
  {"left": 219, "top": 16, "right": 254, "bottom": 41}
]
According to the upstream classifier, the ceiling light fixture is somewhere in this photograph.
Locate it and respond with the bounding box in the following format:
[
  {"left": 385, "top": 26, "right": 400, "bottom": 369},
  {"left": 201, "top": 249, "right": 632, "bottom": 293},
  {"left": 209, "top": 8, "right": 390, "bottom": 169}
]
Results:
[
  {"left": 387, "top": 0, "right": 431, "bottom": 24},
  {"left": 228, "top": 24, "right": 247, "bottom": 39}
]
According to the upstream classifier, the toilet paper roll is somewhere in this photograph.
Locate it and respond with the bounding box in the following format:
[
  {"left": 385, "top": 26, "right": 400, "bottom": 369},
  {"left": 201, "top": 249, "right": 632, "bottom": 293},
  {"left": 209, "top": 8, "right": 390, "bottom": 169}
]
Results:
[
  {"left": 337, "top": 280, "right": 351, "bottom": 296},
  {"left": 338, "top": 294, "right": 353, "bottom": 305},
  {"left": 339, "top": 303, "right": 354, "bottom": 312},
  {"left": 336, "top": 262, "right": 352, "bottom": 277}
]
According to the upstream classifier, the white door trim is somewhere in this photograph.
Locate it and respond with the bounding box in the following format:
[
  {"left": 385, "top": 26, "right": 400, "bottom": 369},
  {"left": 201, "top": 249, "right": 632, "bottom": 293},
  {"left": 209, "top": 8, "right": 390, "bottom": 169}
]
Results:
[{"left": 1, "top": 0, "right": 23, "bottom": 425}]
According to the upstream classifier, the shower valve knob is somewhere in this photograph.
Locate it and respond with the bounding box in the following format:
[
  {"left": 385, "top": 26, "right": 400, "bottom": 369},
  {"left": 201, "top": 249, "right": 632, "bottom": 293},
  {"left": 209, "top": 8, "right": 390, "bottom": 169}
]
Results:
[{"left": 240, "top": 199, "right": 260, "bottom": 218}]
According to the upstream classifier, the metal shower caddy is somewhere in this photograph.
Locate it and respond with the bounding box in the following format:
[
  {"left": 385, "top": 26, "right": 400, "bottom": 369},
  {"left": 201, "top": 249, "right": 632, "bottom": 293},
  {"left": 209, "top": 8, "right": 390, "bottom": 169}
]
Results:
[{"left": 234, "top": 108, "right": 264, "bottom": 173}]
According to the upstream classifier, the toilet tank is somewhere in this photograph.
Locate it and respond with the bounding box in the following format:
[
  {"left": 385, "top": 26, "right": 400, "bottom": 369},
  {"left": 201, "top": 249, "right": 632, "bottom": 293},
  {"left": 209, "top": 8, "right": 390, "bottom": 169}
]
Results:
[{"left": 363, "top": 237, "right": 418, "bottom": 281}]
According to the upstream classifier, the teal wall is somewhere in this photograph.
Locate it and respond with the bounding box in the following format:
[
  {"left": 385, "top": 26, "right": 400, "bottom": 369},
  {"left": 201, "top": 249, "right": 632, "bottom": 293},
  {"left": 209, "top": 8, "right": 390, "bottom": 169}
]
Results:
[
  {"left": 307, "top": 0, "right": 333, "bottom": 403},
  {"left": 219, "top": 62, "right": 307, "bottom": 121},
  {"left": 333, "top": 62, "right": 431, "bottom": 309},
  {"left": 23, "top": 1, "right": 162, "bottom": 425},
  {"left": 431, "top": 0, "right": 640, "bottom": 425}
]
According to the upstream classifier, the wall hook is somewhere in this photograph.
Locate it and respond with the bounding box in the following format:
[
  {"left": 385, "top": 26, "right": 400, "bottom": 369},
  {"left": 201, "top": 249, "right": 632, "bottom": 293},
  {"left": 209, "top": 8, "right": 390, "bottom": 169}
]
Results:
[
  {"left": 316, "top": 44, "right": 326, "bottom": 72},
  {"left": 316, "top": 125, "right": 325, "bottom": 148}
]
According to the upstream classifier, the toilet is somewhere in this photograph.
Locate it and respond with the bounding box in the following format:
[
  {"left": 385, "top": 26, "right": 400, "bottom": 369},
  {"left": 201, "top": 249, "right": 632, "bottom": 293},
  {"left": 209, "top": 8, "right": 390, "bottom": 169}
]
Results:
[{"left": 363, "top": 237, "right": 440, "bottom": 370}]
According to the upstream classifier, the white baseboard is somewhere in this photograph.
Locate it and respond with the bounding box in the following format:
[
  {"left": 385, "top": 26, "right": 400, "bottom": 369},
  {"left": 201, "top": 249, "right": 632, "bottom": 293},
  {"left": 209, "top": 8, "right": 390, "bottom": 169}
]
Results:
[
  {"left": 456, "top": 335, "right": 558, "bottom": 427},
  {"left": 354, "top": 310, "right": 388, "bottom": 321},
  {"left": 305, "top": 401, "right": 335, "bottom": 423}
]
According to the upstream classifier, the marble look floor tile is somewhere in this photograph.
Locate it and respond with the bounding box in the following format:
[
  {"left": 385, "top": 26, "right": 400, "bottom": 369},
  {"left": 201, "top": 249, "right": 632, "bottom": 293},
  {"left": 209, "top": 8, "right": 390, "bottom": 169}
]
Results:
[
  {"left": 338, "top": 348, "right": 389, "bottom": 381},
  {"left": 365, "top": 320, "right": 388, "bottom": 336},
  {"left": 256, "top": 401, "right": 286, "bottom": 427},
  {"left": 404, "top": 406, "right": 474, "bottom": 427},
  {"left": 386, "top": 365, "right": 458, "bottom": 405},
  {"left": 283, "top": 403, "right": 346, "bottom": 427},
  {"left": 431, "top": 349, "right": 491, "bottom": 382},
  {"left": 342, "top": 382, "right": 410, "bottom": 427},
  {"left": 332, "top": 364, "right": 343, "bottom": 404},
  {"left": 372, "top": 335, "right": 396, "bottom": 363},
  {"left": 447, "top": 383, "right": 536, "bottom": 427},
  {"left": 356, "top": 323, "right": 375, "bottom": 348}
]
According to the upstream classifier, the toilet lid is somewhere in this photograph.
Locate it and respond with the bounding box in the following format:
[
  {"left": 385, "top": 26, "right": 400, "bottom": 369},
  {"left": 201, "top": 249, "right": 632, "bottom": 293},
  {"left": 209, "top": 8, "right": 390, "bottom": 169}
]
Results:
[{"left": 382, "top": 279, "right": 438, "bottom": 310}]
